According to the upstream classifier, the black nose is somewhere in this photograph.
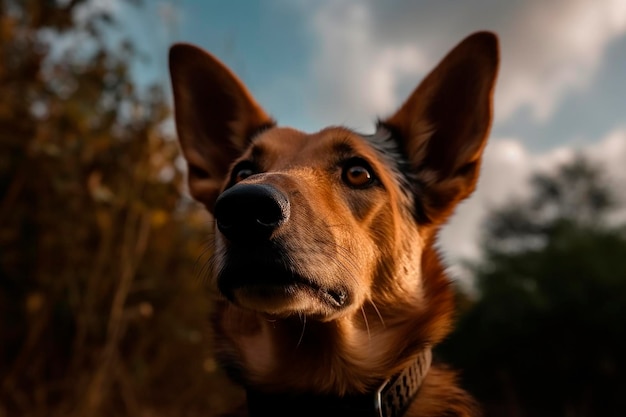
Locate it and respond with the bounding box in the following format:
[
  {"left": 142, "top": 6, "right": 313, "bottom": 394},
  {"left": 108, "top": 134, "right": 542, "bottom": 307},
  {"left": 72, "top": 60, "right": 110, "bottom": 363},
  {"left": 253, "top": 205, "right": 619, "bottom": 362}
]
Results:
[{"left": 214, "top": 183, "right": 290, "bottom": 242}]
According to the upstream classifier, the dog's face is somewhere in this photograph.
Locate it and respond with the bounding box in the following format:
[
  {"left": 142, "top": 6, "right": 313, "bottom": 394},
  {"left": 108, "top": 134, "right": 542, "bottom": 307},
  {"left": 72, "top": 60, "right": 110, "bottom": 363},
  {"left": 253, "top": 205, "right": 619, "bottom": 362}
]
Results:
[
  {"left": 169, "top": 32, "right": 499, "bottom": 323},
  {"left": 209, "top": 125, "right": 417, "bottom": 320}
]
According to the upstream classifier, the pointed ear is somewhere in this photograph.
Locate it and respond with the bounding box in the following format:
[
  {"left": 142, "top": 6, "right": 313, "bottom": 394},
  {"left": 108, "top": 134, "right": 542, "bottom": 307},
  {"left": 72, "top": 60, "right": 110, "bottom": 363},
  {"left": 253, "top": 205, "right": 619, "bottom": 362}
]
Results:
[
  {"left": 383, "top": 31, "right": 499, "bottom": 225},
  {"left": 169, "top": 43, "right": 274, "bottom": 211}
]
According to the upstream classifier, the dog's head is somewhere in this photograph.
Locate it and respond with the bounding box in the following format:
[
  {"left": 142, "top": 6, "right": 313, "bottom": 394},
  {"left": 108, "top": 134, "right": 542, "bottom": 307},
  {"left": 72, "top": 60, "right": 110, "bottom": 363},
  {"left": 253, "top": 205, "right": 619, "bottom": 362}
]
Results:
[{"left": 169, "top": 32, "right": 498, "bottom": 323}]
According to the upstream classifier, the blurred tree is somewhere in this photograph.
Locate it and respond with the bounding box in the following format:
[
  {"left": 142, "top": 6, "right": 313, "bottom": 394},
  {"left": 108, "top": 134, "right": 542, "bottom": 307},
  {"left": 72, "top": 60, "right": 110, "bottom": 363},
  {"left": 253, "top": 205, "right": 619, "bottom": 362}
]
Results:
[
  {"left": 441, "top": 157, "right": 626, "bottom": 417},
  {"left": 0, "top": 1, "right": 239, "bottom": 416}
]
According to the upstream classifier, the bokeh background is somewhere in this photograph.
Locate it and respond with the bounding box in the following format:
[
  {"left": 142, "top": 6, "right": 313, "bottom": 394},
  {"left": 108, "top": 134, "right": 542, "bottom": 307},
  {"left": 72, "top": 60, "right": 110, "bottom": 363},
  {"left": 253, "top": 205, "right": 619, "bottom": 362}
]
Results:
[{"left": 1, "top": 1, "right": 625, "bottom": 416}]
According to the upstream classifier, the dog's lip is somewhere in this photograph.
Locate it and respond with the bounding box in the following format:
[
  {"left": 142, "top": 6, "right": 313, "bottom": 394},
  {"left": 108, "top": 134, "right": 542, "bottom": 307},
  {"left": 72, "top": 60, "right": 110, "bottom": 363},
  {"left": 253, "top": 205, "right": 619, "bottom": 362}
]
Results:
[
  {"left": 217, "top": 265, "right": 348, "bottom": 308},
  {"left": 285, "top": 278, "right": 347, "bottom": 307},
  {"left": 240, "top": 281, "right": 346, "bottom": 307}
]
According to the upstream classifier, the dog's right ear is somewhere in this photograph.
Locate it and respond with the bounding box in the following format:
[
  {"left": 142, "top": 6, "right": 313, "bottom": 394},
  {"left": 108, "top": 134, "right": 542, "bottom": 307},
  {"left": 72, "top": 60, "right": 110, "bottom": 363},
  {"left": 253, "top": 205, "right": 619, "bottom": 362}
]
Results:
[{"left": 169, "top": 44, "right": 274, "bottom": 211}]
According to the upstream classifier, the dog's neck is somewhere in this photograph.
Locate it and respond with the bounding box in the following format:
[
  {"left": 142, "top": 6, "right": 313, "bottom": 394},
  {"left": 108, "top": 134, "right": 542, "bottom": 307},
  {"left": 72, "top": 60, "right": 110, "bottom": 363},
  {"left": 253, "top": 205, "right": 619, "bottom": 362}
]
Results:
[
  {"left": 214, "top": 290, "right": 437, "bottom": 394},
  {"left": 245, "top": 348, "right": 432, "bottom": 417}
]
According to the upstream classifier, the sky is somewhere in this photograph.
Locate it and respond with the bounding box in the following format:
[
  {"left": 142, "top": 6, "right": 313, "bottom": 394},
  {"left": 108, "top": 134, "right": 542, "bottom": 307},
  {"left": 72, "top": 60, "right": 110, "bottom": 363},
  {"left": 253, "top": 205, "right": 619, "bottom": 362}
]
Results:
[{"left": 100, "top": 0, "right": 626, "bottom": 267}]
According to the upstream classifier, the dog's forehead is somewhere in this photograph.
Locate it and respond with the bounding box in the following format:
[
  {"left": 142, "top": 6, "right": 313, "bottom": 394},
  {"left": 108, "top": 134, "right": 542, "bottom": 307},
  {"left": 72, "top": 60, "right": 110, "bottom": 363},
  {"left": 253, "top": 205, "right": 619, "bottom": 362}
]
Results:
[{"left": 250, "top": 126, "right": 378, "bottom": 162}]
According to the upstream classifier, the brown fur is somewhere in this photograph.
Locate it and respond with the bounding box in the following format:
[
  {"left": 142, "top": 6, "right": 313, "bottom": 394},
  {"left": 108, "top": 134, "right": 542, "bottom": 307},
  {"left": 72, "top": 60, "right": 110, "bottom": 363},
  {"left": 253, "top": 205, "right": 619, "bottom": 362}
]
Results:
[{"left": 169, "top": 32, "right": 499, "bottom": 416}]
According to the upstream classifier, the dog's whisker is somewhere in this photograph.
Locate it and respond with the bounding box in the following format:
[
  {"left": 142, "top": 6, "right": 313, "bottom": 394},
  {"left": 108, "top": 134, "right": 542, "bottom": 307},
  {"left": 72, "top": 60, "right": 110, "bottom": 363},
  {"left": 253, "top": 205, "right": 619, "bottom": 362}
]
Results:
[
  {"left": 194, "top": 245, "right": 216, "bottom": 283},
  {"left": 370, "top": 299, "right": 386, "bottom": 328},
  {"left": 296, "top": 314, "right": 306, "bottom": 349},
  {"left": 361, "top": 305, "right": 371, "bottom": 342}
]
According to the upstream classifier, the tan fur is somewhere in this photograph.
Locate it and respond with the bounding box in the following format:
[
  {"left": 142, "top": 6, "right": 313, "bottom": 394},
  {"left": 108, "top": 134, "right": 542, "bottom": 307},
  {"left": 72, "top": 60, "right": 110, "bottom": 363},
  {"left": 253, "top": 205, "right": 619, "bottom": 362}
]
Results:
[{"left": 169, "top": 32, "right": 499, "bottom": 416}]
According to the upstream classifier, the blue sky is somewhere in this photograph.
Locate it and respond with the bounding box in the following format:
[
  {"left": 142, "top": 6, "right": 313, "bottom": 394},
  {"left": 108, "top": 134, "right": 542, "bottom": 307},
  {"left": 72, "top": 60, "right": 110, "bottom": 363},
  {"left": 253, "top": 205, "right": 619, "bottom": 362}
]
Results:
[{"left": 105, "top": 0, "right": 626, "bottom": 264}]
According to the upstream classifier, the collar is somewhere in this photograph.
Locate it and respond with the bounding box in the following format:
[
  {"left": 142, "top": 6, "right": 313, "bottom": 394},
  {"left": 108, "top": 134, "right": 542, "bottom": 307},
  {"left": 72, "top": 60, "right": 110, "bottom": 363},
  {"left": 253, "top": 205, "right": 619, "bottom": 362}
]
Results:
[{"left": 246, "top": 349, "right": 432, "bottom": 417}]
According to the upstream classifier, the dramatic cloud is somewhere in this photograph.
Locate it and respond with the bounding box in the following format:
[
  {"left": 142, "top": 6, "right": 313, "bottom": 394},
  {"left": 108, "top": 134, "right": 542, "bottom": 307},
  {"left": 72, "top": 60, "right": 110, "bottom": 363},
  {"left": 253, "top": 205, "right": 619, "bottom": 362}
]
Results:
[
  {"left": 309, "top": 1, "right": 429, "bottom": 130},
  {"left": 302, "top": 0, "right": 626, "bottom": 126},
  {"left": 496, "top": 0, "right": 626, "bottom": 121}
]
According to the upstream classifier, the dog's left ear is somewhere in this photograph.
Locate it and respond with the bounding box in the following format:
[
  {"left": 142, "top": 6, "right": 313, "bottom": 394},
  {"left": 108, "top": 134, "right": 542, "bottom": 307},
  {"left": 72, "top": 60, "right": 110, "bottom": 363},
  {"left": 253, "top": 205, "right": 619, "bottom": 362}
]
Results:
[
  {"left": 169, "top": 44, "right": 274, "bottom": 212},
  {"left": 383, "top": 31, "right": 499, "bottom": 225}
]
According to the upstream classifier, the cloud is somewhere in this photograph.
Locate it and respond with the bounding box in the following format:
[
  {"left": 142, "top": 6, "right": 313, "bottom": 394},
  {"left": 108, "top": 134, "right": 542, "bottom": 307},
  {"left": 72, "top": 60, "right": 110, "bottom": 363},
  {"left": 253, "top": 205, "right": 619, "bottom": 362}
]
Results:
[
  {"left": 439, "top": 127, "right": 626, "bottom": 262},
  {"left": 496, "top": 0, "right": 626, "bottom": 121},
  {"left": 300, "top": 0, "right": 626, "bottom": 126},
  {"left": 309, "top": 1, "right": 429, "bottom": 130}
]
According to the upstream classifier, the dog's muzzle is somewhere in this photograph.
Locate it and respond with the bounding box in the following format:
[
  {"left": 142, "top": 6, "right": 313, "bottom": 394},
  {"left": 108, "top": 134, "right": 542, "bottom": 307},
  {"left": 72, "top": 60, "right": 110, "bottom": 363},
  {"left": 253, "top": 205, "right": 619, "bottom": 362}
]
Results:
[
  {"left": 212, "top": 181, "right": 350, "bottom": 314},
  {"left": 214, "top": 183, "right": 290, "bottom": 243}
]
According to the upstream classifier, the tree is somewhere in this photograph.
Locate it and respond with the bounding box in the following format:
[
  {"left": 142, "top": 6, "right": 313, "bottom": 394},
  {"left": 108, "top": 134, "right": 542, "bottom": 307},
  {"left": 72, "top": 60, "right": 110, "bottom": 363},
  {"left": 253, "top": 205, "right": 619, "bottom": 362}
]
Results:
[
  {"left": 0, "top": 2, "right": 238, "bottom": 416},
  {"left": 441, "top": 157, "right": 626, "bottom": 417}
]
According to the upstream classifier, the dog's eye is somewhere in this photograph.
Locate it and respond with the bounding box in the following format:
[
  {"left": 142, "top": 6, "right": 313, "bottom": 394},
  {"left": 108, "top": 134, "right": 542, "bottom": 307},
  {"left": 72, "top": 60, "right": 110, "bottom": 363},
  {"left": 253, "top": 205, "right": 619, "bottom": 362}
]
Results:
[
  {"left": 231, "top": 162, "right": 257, "bottom": 184},
  {"left": 342, "top": 159, "right": 376, "bottom": 188},
  {"left": 234, "top": 168, "right": 254, "bottom": 183}
]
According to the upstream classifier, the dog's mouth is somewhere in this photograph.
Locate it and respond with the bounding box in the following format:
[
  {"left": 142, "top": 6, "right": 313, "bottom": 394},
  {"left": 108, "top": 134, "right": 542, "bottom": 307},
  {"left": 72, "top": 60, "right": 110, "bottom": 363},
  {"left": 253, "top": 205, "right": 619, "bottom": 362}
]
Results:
[{"left": 217, "top": 261, "right": 349, "bottom": 316}]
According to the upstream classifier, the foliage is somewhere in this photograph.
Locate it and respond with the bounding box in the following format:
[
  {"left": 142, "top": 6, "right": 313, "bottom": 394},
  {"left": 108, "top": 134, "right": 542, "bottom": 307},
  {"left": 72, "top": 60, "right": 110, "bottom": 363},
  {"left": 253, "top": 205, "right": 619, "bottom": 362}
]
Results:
[
  {"left": 0, "top": 1, "right": 240, "bottom": 416},
  {"left": 441, "top": 157, "right": 626, "bottom": 417}
]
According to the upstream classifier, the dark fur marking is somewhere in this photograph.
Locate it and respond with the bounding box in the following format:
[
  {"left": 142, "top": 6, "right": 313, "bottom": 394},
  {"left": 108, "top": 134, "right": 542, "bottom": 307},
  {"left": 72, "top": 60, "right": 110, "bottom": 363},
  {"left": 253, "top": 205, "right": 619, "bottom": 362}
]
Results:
[{"left": 361, "top": 123, "right": 429, "bottom": 224}]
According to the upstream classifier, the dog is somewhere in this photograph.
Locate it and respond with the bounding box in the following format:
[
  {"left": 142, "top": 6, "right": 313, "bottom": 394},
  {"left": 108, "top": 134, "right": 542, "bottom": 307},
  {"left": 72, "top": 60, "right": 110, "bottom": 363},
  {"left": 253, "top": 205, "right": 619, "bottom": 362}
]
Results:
[{"left": 169, "top": 31, "right": 499, "bottom": 417}]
